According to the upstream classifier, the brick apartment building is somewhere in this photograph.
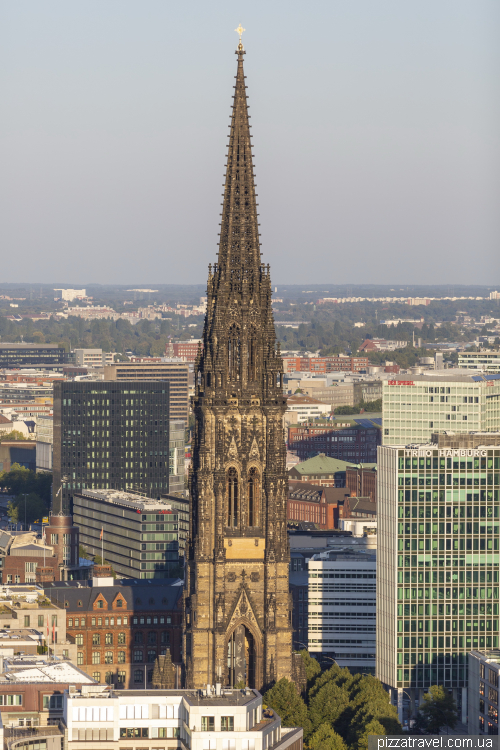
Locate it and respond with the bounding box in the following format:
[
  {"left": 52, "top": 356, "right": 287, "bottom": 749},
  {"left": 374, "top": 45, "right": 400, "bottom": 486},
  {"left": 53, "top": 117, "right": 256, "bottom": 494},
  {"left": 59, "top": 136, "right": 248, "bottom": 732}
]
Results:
[
  {"left": 283, "top": 356, "right": 368, "bottom": 374},
  {"left": 288, "top": 454, "right": 355, "bottom": 487},
  {"left": 44, "top": 578, "right": 183, "bottom": 689},
  {"left": 169, "top": 340, "right": 202, "bottom": 362},
  {"left": 287, "top": 421, "right": 380, "bottom": 463},
  {"left": 346, "top": 463, "right": 378, "bottom": 503},
  {"left": 287, "top": 482, "right": 351, "bottom": 528}
]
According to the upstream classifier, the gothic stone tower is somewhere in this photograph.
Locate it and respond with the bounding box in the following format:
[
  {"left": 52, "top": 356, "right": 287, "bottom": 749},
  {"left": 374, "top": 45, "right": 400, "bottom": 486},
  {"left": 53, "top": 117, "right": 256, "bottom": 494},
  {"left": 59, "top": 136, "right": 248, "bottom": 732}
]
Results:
[{"left": 183, "top": 37, "right": 293, "bottom": 691}]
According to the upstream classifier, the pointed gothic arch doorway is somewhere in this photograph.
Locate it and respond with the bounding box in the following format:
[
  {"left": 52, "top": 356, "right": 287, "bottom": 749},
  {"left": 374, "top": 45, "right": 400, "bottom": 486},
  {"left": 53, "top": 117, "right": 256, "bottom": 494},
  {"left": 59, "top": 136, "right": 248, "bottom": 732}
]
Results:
[{"left": 226, "top": 624, "right": 256, "bottom": 688}]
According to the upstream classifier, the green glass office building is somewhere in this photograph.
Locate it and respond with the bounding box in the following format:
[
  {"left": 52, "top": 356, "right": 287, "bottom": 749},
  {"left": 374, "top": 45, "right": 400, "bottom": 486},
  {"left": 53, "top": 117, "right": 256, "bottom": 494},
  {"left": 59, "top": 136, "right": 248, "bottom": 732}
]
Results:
[{"left": 377, "top": 433, "right": 500, "bottom": 724}]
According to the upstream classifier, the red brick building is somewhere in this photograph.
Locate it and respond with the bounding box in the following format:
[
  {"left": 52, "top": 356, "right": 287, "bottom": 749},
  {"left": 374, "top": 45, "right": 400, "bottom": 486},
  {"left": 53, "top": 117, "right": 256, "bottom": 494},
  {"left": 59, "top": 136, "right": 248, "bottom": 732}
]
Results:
[
  {"left": 287, "top": 482, "right": 351, "bottom": 529},
  {"left": 346, "top": 464, "right": 378, "bottom": 503},
  {"left": 287, "top": 422, "right": 380, "bottom": 463},
  {"left": 283, "top": 356, "right": 368, "bottom": 374},
  {"left": 44, "top": 579, "right": 183, "bottom": 689},
  {"left": 169, "top": 340, "right": 202, "bottom": 362}
]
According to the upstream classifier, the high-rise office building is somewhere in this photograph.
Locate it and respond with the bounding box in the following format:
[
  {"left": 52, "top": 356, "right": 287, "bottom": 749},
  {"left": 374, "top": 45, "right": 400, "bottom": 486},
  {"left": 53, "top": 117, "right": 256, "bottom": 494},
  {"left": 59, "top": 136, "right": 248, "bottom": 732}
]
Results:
[
  {"left": 73, "top": 489, "right": 186, "bottom": 579},
  {"left": 53, "top": 381, "right": 170, "bottom": 514},
  {"left": 308, "top": 549, "right": 376, "bottom": 674},
  {"left": 168, "top": 420, "right": 185, "bottom": 495},
  {"left": 377, "top": 432, "right": 500, "bottom": 725},
  {"left": 104, "top": 362, "right": 189, "bottom": 424},
  {"left": 382, "top": 373, "right": 500, "bottom": 445}
]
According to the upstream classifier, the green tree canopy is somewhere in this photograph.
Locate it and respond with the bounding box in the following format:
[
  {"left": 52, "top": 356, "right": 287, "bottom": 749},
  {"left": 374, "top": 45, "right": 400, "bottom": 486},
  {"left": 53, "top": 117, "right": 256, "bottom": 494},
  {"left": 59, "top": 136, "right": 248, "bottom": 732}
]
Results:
[
  {"left": 0, "top": 430, "right": 29, "bottom": 442},
  {"left": 308, "top": 723, "right": 347, "bottom": 750},
  {"left": 7, "top": 492, "right": 49, "bottom": 526},
  {"left": 263, "top": 678, "right": 310, "bottom": 734},
  {"left": 419, "top": 685, "right": 458, "bottom": 734},
  {"left": 0, "top": 465, "right": 52, "bottom": 504},
  {"left": 298, "top": 649, "right": 321, "bottom": 689},
  {"left": 308, "top": 680, "right": 351, "bottom": 732}
]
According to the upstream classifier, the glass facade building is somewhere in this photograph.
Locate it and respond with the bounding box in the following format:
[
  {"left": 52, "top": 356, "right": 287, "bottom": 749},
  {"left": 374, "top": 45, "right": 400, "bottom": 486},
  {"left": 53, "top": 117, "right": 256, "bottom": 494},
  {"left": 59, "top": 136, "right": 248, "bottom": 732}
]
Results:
[
  {"left": 0, "top": 343, "right": 66, "bottom": 368},
  {"left": 377, "top": 434, "right": 500, "bottom": 724},
  {"left": 53, "top": 380, "right": 170, "bottom": 515},
  {"left": 382, "top": 374, "right": 500, "bottom": 446},
  {"left": 73, "top": 489, "right": 182, "bottom": 578}
]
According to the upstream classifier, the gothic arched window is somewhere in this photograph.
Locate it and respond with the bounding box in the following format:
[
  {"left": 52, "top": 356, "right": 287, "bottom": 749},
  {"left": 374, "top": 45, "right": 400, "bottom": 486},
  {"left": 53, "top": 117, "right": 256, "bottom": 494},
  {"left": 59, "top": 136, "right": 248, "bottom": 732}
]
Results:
[
  {"left": 247, "top": 468, "right": 259, "bottom": 527},
  {"left": 228, "top": 325, "right": 240, "bottom": 381},
  {"left": 248, "top": 328, "right": 257, "bottom": 382},
  {"left": 227, "top": 468, "right": 238, "bottom": 528}
]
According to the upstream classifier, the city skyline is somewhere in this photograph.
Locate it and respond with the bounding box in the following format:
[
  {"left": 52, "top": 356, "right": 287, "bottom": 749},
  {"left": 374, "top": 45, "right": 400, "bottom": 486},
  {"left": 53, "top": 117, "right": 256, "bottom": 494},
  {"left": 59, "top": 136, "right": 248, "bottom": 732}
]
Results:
[{"left": 2, "top": 1, "right": 499, "bottom": 286}]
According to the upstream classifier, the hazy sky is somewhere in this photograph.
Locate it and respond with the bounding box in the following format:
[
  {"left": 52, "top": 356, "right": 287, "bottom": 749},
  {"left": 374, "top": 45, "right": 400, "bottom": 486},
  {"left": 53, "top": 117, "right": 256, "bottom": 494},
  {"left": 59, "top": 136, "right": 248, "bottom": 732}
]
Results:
[{"left": 1, "top": 1, "right": 499, "bottom": 286}]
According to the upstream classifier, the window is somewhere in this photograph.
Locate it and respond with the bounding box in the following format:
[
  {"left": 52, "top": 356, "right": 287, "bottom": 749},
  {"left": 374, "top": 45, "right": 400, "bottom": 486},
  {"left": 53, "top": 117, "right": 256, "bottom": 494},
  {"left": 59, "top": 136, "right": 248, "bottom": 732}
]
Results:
[
  {"left": 105, "top": 671, "right": 113, "bottom": 685},
  {"left": 201, "top": 716, "right": 215, "bottom": 731},
  {"left": 43, "top": 695, "right": 63, "bottom": 710},
  {"left": 92, "top": 652, "right": 101, "bottom": 665},
  {"left": 0, "top": 695, "right": 22, "bottom": 706},
  {"left": 105, "top": 633, "right": 113, "bottom": 645},
  {"left": 133, "top": 650, "right": 143, "bottom": 663},
  {"left": 92, "top": 634, "right": 101, "bottom": 646},
  {"left": 147, "top": 631, "right": 156, "bottom": 644},
  {"left": 227, "top": 467, "right": 238, "bottom": 527},
  {"left": 117, "top": 671, "right": 126, "bottom": 684},
  {"left": 160, "top": 631, "right": 170, "bottom": 645},
  {"left": 221, "top": 716, "right": 234, "bottom": 731},
  {"left": 119, "top": 729, "right": 148, "bottom": 738},
  {"left": 118, "top": 632, "right": 126, "bottom": 644},
  {"left": 92, "top": 672, "right": 101, "bottom": 682},
  {"left": 247, "top": 468, "right": 259, "bottom": 527},
  {"left": 67, "top": 618, "right": 73, "bottom": 627},
  {"left": 62, "top": 649, "right": 69, "bottom": 659},
  {"left": 77, "top": 600, "right": 83, "bottom": 608},
  {"left": 118, "top": 651, "right": 125, "bottom": 664},
  {"left": 96, "top": 600, "right": 103, "bottom": 608},
  {"left": 116, "top": 599, "right": 123, "bottom": 607},
  {"left": 77, "top": 652, "right": 83, "bottom": 666},
  {"left": 134, "top": 669, "right": 143, "bottom": 683},
  {"left": 134, "top": 632, "right": 143, "bottom": 644},
  {"left": 75, "top": 634, "right": 83, "bottom": 646},
  {"left": 147, "top": 650, "right": 156, "bottom": 662},
  {"left": 105, "top": 651, "right": 113, "bottom": 664}
]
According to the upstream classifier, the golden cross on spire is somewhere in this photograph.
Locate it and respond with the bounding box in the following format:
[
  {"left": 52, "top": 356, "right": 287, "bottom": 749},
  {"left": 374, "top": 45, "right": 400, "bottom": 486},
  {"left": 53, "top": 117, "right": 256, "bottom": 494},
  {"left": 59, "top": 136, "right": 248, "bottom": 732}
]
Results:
[{"left": 235, "top": 24, "right": 245, "bottom": 49}]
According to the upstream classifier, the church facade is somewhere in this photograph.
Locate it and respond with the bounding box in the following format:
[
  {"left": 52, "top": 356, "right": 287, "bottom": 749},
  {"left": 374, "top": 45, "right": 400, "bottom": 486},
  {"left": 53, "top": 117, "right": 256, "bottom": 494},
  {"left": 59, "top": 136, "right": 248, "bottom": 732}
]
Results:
[{"left": 183, "top": 37, "right": 293, "bottom": 691}]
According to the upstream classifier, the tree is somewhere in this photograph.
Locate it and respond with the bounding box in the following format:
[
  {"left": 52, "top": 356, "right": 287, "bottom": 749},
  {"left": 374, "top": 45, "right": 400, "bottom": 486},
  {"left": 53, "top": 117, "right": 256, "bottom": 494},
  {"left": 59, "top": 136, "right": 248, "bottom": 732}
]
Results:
[
  {"left": 334, "top": 405, "right": 359, "bottom": 416},
  {"left": 418, "top": 685, "right": 458, "bottom": 734},
  {"left": 357, "top": 719, "right": 387, "bottom": 750},
  {"left": 308, "top": 723, "right": 347, "bottom": 750},
  {"left": 0, "top": 430, "right": 28, "bottom": 442},
  {"left": 7, "top": 492, "right": 49, "bottom": 526},
  {"left": 298, "top": 649, "right": 321, "bottom": 688},
  {"left": 308, "top": 680, "right": 351, "bottom": 731},
  {"left": 263, "top": 678, "right": 310, "bottom": 733},
  {"left": 0, "top": 465, "right": 52, "bottom": 504}
]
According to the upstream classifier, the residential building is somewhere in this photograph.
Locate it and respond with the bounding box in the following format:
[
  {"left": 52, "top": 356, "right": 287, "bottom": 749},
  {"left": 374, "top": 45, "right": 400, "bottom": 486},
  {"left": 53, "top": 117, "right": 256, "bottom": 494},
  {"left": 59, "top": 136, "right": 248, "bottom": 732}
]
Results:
[
  {"left": 0, "top": 345, "right": 66, "bottom": 369},
  {"left": 382, "top": 373, "right": 500, "bottom": 445},
  {"left": 285, "top": 395, "right": 330, "bottom": 423},
  {"left": 104, "top": 362, "right": 189, "bottom": 424},
  {"left": 282, "top": 356, "right": 368, "bottom": 374},
  {"left": 458, "top": 351, "right": 500, "bottom": 373},
  {"left": 60, "top": 684, "right": 303, "bottom": 750},
  {"left": 287, "top": 483, "right": 351, "bottom": 529},
  {"left": 346, "top": 464, "right": 378, "bottom": 503},
  {"left": 54, "top": 288, "right": 87, "bottom": 301},
  {"left": 359, "top": 339, "right": 408, "bottom": 352},
  {"left": 288, "top": 454, "right": 356, "bottom": 487},
  {"left": 53, "top": 380, "right": 171, "bottom": 516},
  {"left": 308, "top": 549, "right": 376, "bottom": 673},
  {"left": 376, "top": 433, "right": 500, "bottom": 725},
  {"left": 288, "top": 422, "right": 380, "bottom": 464},
  {"left": 71, "top": 349, "right": 115, "bottom": 368},
  {"left": 45, "top": 577, "right": 183, "bottom": 690},
  {"left": 338, "top": 498, "right": 377, "bottom": 537},
  {"left": 468, "top": 650, "right": 500, "bottom": 735},
  {"left": 72, "top": 490, "right": 186, "bottom": 579},
  {"left": 0, "top": 654, "right": 94, "bottom": 732},
  {"left": 169, "top": 340, "right": 202, "bottom": 362}
]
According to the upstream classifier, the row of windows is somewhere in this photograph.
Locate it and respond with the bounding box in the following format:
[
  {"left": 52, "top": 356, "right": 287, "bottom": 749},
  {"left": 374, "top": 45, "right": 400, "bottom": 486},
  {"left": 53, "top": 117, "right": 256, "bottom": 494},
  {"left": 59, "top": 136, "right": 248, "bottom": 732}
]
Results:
[
  {"left": 400, "top": 506, "right": 498, "bottom": 518},
  {"left": 397, "top": 635, "right": 498, "bottom": 649},
  {"left": 84, "top": 649, "right": 165, "bottom": 665},
  {"left": 399, "top": 540, "right": 499, "bottom": 552},
  {"left": 399, "top": 603, "right": 498, "bottom": 615},
  {"left": 398, "top": 588, "right": 499, "bottom": 600}
]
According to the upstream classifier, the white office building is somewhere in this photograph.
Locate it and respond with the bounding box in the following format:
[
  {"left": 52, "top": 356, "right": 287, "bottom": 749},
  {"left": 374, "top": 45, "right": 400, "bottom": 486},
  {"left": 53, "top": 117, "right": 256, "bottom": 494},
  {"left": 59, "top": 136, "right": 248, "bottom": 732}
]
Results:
[
  {"left": 382, "top": 373, "right": 500, "bottom": 446},
  {"left": 308, "top": 549, "right": 376, "bottom": 673},
  {"left": 60, "top": 684, "right": 303, "bottom": 750},
  {"left": 458, "top": 351, "right": 500, "bottom": 373}
]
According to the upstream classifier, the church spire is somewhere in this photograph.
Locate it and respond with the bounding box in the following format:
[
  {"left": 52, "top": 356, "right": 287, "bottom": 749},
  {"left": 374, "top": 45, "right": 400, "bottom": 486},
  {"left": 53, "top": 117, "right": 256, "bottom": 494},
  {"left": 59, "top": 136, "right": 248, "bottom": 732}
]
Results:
[{"left": 217, "top": 35, "right": 260, "bottom": 279}]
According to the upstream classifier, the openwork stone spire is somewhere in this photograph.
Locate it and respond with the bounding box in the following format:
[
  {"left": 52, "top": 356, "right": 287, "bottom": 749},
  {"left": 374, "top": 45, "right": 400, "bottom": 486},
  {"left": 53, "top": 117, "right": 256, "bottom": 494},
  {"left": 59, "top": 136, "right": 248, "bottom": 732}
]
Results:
[{"left": 183, "top": 38, "right": 292, "bottom": 692}]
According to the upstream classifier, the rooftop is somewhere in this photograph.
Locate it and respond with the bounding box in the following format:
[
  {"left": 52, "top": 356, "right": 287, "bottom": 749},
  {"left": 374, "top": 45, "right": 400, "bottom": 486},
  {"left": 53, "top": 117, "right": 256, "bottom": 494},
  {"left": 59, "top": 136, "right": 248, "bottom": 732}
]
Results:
[
  {"left": 290, "top": 454, "right": 356, "bottom": 475},
  {"left": 0, "top": 655, "right": 94, "bottom": 684},
  {"left": 76, "top": 489, "right": 174, "bottom": 513}
]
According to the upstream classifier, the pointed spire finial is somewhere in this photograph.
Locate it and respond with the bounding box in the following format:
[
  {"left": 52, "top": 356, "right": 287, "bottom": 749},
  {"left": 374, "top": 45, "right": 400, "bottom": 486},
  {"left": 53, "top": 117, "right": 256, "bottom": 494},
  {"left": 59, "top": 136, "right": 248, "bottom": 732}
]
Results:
[{"left": 235, "top": 24, "right": 245, "bottom": 51}]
